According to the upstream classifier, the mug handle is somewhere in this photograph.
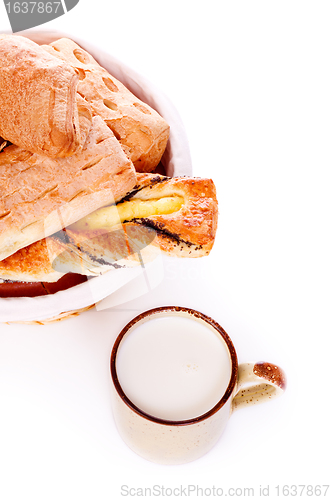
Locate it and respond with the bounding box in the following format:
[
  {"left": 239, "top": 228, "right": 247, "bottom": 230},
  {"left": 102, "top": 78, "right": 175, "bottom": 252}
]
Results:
[{"left": 232, "top": 362, "right": 287, "bottom": 412}]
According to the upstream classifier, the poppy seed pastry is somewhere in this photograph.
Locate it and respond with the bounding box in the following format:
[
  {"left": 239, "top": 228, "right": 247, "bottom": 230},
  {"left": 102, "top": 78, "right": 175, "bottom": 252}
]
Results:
[
  {"left": 0, "top": 116, "right": 137, "bottom": 262},
  {"left": 42, "top": 38, "right": 170, "bottom": 172},
  {"left": 44, "top": 174, "right": 218, "bottom": 277},
  {"left": 0, "top": 34, "right": 92, "bottom": 157},
  {"left": 65, "top": 174, "right": 218, "bottom": 266},
  {"left": 0, "top": 174, "right": 218, "bottom": 285}
]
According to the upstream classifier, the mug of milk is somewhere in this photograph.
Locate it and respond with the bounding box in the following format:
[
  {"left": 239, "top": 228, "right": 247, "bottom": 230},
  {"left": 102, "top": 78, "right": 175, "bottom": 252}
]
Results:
[{"left": 110, "top": 306, "right": 286, "bottom": 465}]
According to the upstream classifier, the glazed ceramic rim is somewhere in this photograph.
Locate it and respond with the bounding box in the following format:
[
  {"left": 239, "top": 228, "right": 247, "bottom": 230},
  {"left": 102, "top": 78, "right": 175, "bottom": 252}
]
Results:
[{"left": 110, "top": 306, "right": 238, "bottom": 426}]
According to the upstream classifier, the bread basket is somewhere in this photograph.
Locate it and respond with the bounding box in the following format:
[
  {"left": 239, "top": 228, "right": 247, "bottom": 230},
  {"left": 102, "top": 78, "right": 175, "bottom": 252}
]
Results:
[{"left": 0, "top": 30, "right": 192, "bottom": 324}]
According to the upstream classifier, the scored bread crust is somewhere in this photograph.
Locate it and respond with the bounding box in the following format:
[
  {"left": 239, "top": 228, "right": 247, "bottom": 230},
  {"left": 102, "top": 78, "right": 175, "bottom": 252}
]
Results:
[
  {"left": 0, "top": 35, "right": 92, "bottom": 158},
  {"left": 0, "top": 116, "right": 137, "bottom": 263},
  {"left": 42, "top": 38, "right": 170, "bottom": 172}
]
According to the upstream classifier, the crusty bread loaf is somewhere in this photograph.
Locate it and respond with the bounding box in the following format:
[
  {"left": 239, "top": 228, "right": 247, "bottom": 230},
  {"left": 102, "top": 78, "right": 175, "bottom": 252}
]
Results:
[
  {"left": 0, "top": 174, "right": 218, "bottom": 283},
  {"left": 42, "top": 38, "right": 170, "bottom": 173},
  {"left": 0, "top": 35, "right": 93, "bottom": 158},
  {"left": 0, "top": 116, "right": 137, "bottom": 262}
]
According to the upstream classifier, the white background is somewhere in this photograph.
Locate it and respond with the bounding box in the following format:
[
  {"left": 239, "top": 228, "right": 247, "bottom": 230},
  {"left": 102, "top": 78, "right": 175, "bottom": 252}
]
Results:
[{"left": 0, "top": 1, "right": 330, "bottom": 499}]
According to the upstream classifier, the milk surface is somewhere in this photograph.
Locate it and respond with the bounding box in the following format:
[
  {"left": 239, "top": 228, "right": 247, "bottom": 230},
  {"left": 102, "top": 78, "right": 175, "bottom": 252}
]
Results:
[{"left": 116, "top": 315, "right": 232, "bottom": 421}]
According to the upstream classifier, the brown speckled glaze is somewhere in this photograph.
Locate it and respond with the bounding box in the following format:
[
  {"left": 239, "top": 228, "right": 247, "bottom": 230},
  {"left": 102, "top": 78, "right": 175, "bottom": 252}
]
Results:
[{"left": 253, "top": 362, "right": 287, "bottom": 390}]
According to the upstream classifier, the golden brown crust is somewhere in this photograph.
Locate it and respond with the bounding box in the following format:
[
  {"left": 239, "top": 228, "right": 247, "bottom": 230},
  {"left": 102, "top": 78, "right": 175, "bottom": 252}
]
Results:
[
  {"left": 0, "top": 35, "right": 92, "bottom": 157},
  {"left": 130, "top": 174, "right": 218, "bottom": 254},
  {"left": 0, "top": 116, "right": 137, "bottom": 262},
  {"left": 42, "top": 38, "right": 170, "bottom": 172},
  {"left": 0, "top": 238, "right": 62, "bottom": 282},
  {"left": 0, "top": 175, "right": 217, "bottom": 282},
  {"left": 46, "top": 175, "right": 218, "bottom": 275}
]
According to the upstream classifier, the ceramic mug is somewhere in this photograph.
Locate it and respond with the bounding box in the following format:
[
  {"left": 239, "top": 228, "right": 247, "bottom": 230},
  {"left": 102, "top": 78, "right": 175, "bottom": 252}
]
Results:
[{"left": 110, "top": 306, "right": 286, "bottom": 465}]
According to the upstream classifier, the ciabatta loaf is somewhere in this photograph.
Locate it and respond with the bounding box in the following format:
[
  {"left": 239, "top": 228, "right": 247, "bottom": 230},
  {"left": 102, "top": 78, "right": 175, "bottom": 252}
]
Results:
[
  {"left": 0, "top": 35, "right": 92, "bottom": 158},
  {"left": 0, "top": 116, "right": 137, "bottom": 262},
  {"left": 42, "top": 38, "right": 170, "bottom": 172}
]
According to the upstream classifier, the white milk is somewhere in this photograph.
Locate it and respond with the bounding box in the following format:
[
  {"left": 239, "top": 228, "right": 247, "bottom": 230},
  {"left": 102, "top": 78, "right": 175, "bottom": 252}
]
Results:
[{"left": 116, "top": 315, "right": 232, "bottom": 421}]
